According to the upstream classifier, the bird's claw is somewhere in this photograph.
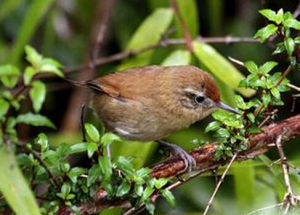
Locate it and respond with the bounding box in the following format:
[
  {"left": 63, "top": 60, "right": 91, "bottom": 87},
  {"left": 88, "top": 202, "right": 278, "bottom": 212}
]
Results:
[
  {"left": 158, "top": 140, "right": 196, "bottom": 173},
  {"left": 173, "top": 146, "right": 196, "bottom": 173}
]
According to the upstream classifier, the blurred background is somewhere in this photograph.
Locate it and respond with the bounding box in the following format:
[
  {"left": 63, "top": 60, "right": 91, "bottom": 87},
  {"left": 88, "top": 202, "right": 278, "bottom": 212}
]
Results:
[{"left": 0, "top": 0, "right": 300, "bottom": 214}]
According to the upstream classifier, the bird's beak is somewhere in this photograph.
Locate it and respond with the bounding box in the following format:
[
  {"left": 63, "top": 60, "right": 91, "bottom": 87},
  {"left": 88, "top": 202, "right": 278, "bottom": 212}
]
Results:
[{"left": 215, "top": 101, "right": 239, "bottom": 114}]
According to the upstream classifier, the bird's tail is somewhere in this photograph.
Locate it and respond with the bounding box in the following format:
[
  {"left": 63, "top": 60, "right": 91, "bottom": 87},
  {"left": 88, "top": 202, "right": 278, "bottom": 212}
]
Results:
[{"left": 63, "top": 78, "right": 87, "bottom": 88}]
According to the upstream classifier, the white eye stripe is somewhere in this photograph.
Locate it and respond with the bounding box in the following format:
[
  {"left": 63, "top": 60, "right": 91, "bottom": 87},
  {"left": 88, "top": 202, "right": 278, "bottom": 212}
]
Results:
[{"left": 183, "top": 88, "right": 204, "bottom": 97}]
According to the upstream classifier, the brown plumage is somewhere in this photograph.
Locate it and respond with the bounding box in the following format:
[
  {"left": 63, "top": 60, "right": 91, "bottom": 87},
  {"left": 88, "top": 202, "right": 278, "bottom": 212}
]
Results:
[{"left": 79, "top": 65, "right": 234, "bottom": 142}]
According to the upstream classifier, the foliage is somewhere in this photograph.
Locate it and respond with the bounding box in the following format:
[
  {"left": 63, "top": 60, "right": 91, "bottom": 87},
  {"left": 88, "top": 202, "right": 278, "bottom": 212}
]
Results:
[
  {"left": 0, "top": 2, "right": 299, "bottom": 215},
  {"left": 0, "top": 47, "right": 176, "bottom": 214},
  {"left": 206, "top": 8, "right": 294, "bottom": 160}
]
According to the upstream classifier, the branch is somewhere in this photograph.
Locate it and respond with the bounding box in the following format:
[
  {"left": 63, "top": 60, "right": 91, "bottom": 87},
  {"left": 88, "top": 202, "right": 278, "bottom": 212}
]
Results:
[
  {"left": 61, "top": 0, "right": 116, "bottom": 132},
  {"left": 203, "top": 153, "right": 237, "bottom": 215},
  {"left": 275, "top": 135, "right": 300, "bottom": 214},
  {"left": 170, "top": 0, "right": 194, "bottom": 51},
  {"left": 64, "top": 36, "right": 258, "bottom": 74},
  {"left": 62, "top": 114, "right": 300, "bottom": 215}
]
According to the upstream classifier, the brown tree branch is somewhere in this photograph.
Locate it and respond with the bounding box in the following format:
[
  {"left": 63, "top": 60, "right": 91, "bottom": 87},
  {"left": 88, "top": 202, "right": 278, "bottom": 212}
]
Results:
[
  {"left": 64, "top": 36, "right": 258, "bottom": 74},
  {"left": 275, "top": 135, "right": 300, "bottom": 214},
  {"left": 60, "top": 114, "right": 300, "bottom": 215},
  {"left": 61, "top": 0, "right": 116, "bottom": 132}
]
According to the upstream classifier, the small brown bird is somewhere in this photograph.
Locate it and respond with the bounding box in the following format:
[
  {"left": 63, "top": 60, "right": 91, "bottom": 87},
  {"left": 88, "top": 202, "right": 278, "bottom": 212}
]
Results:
[{"left": 70, "top": 65, "right": 238, "bottom": 170}]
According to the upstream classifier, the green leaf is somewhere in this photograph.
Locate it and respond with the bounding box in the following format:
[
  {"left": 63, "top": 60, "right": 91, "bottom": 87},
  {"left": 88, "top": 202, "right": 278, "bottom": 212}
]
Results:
[
  {"left": 136, "top": 167, "right": 151, "bottom": 177},
  {"left": 25, "top": 46, "right": 42, "bottom": 68},
  {"left": 24, "top": 67, "right": 36, "bottom": 85},
  {"left": 87, "top": 165, "right": 101, "bottom": 187},
  {"left": 259, "top": 61, "right": 278, "bottom": 74},
  {"left": 247, "top": 113, "right": 255, "bottom": 123},
  {"left": 115, "top": 156, "right": 134, "bottom": 175},
  {"left": 8, "top": 0, "right": 55, "bottom": 64},
  {"left": 87, "top": 142, "right": 98, "bottom": 158},
  {"left": 0, "top": 98, "right": 9, "bottom": 119},
  {"left": 216, "top": 128, "right": 230, "bottom": 139},
  {"left": 39, "top": 58, "right": 64, "bottom": 77},
  {"left": 99, "top": 156, "right": 112, "bottom": 181},
  {"left": 161, "top": 189, "right": 175, "bottom": 206},
  {"left": 69, "top": 143, "right": 88, "bottom": 154},
  {"left": 142, "top": 186, "right": 154, "bottom": 200},
  {"left": 84, "top": 123, "right": 100, "bottom": 142},
  {"left": 275, "top": 9, "right": 284, "bottom": 25},
  {"left": 284, "top": 37, "right": 295, "bottom": 56},
  {"left": 234, "top": 95, "right": 246, "bottom": 109},
  {"left": 273, "top": 42, "right": 285, "bottom": 55},
  {"left": 116, "top": 181, "right": 131, "bottom": 197},
  {"left": 161, "top": 50, "right": 191, "bottom": 66},
  {"left": 58, "top": 183, "right": 71, "bottom": 199},
  {"left": 116, "top": 156, "right": 134, "bottom": 174},
  {"left": 262, "top": 93, "right": 271, "bottom": 107},
  {"left": 284, "top": 18, "right": 300, "bottom": 30},
  {"left": 153, "top": 178, "right": 169, "bottom": 189},
  {"left": 254, "top": 24, "right": 278, "bottom": 42},
  {"left": 0, "top": 64, "right": 20, "bottom": 88},
  {"left": 35, "top": 133, "right": 48, "bottom": 152},
  {"left": 193, "top": 41, "right": 255, "bottom": 97},
  {"left": 67, "top": 167, "right": 87, "bottom": 183},
  {"left": 119, "top": 8, "right": 173, "bottom": 70},
  {"left": 60, "top": 162, "right": 70, "bottom": 173},
  {"left": 259, "top": 9, "right": 277, "bottom": 22},
  {"left": 244, "top": 61, "right": 258, "bottom": 74},
  {"left": 294, "top": 36, "right": 300, "bottom": 44},
  {"left": 205, "top": 121, "right": 221, "bottom": 133},
  {"left": 134, "top": 183, "right": 144, "bottom": 196},
  {"left": 271, "top": 88, "right": 280, "bottom": 99},
  {"left": 101, "top": 132, "right": 121, "bottom": 147},
  {"left": 145, "top": 201, "right": 155, "bottom": 215},
  {"left": 278, "top": 79, "right": 290, "bottom": 92},
  {"left": 16, "top": 113, "right": 55, "bottom": 128},
  {"left": 29, "top": 81, "right": 46, "bottom": 113},
  {"left": 283, "top": 12, "right": 293, "bottom": 21},
  {"left": 0, "top": 146, "right": 40, "bottom": 215}
]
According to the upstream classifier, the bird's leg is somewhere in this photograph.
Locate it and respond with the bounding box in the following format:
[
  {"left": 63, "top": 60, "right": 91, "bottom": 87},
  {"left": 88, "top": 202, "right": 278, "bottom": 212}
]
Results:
[
  {"left": 157, "top": 140, "right": 196, "bottom": 173},
  {"left": 81, "top": 104, "right": 87, "bottom": 142}
]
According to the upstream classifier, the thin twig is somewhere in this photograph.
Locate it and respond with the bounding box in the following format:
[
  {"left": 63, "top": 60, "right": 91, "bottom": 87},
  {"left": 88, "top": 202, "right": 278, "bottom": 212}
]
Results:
[
  {"left": 275, "top": 135, "right": 300, "bottom": 213},
  {"left": 275, "top": 135, "right": 292, "bottom": 196},
  {"left": 258, "top": 109, "right": 278, "bottom": 128},
  {"left": 293, "top": 2, "right": 300, "bottom": 18},
  {"left": 287, "top": 83, "right": 300, "bottom": 92},
  {"left": 64, "top": 36, "right": 257, "bottom": 74},
  {"left": 91, "top": 6, "right": 109, "bottom": 63},
  {"left": 61, "top": 0, "right": 115, "bottom": 132},
  {"left": 228, "top": 56, "right": 244, "bottom": 66},
  {"left": 291, "top": 93, "right": 300, "bottom": 112},
  {"left": 203, "top": 153, "right": 238, "bottom": 215},
  {"left": 170, "top": 0, "right": 194, "bottom": 51},
  {"left": 246, "top": 203, "right": 284, "bottom": 215},
  {"left": 29, "top": 149, "right": 61, "bottom": 188},
  {"left": 275, "top": 66, "right": 291, "bottom": 87}
]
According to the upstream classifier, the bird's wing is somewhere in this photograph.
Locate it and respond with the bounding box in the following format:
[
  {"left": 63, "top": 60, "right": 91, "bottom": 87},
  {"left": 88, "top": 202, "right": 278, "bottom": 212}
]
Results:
[
  {"left": 85, "top": 66, "right": 162, "bottom": 98},
  {"left": 85, "top": 79, "right": 120, "bottom": 97}
]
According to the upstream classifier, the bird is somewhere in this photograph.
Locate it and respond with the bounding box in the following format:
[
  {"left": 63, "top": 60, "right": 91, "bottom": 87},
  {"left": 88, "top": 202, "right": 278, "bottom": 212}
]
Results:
[{"left": 68, "top": 65, "right": 238, "bottom": 171}]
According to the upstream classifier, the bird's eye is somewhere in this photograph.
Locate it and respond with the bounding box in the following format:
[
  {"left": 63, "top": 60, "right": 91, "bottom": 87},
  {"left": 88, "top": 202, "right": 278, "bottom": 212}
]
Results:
[{"left": 195, "top": 95, "right": 205, "bottom": 103}]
